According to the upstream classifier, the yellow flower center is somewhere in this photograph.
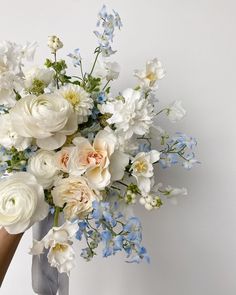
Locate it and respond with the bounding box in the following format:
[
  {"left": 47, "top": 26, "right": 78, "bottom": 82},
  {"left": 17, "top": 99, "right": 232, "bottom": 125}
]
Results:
[
  {"left": 146, "top": 72, "right": 156, "bottom": 82},
  {"left": 52, "top": 243, "right": 68, "bottom": 252},
  {"left": 64, "top": 90, "right": 80, "bottom": 106},
  {"left": 134, "top": 160, "right": 148, "bottom": 173}
]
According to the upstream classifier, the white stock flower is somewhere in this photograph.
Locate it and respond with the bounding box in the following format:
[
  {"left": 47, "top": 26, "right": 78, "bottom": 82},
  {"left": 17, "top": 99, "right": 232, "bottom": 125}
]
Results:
[
  {"left": 0, "top": 41, "right": 37, "bottom": 100},
  {"left": 48, "top": 36, "right": 63, "bottom": 53},
  {"left": 0, "top": 114, "right": 31, "bottom": 151},
  {"left": 99, "top": 88, "right": 154, "bottom": 140},
  {"left": 95, "top": 59, "right": 120, "bottom": 81},
  {"left": 134, "top": 58, "right": 165, "bottom": 89},
  {"left": 0, "top": 172, "right": 49, "bottom": 234},
  {"left": 9, "top": 93, "right": 77, "bottom": 150},
  {"left": 24, "top": 66, "right": 54, "bottom": 89},
  {"left": 59, "top": 85, "right": 93, "bottom": 124},
  {"left": 52, "top": 176, "right": 99, "bottom": 220},
  {"left": 131, "top": 150, "right": 160, "bottom": 194},
  {"left": 71, "top": 130, "right": 129, "bottom": 189},
  {"left": 166, "top": 101, "right": 186, "bottom": 123},
  {"left": 27, "top": 150, "right": 60, "bottom": 189},
  {"left": 30, "top": 221, "right": 77, "bottom": 275}
]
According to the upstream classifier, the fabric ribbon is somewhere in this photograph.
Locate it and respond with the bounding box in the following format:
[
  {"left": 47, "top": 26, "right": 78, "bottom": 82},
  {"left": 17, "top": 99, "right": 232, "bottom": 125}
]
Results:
[{"left": 32, "top": 214, "right": 69, "bottom": 295}]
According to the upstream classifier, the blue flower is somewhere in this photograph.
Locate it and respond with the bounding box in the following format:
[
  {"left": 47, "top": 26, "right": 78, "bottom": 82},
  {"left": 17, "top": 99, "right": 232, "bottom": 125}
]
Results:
[
  {"left": 68, "top": 48, "right": 82, "bottom": 67},
  {"left": 94, "top": 5, "right": 122, "bottom": 57},
  {"left": 160, "top": 153, "right": 178, "bottom": 168},
  {"left": 127, "top": 246, "right": 150, "bottom": 264},
  {"left": 97, "top": 92, "right": 106, "bottom": 103}
]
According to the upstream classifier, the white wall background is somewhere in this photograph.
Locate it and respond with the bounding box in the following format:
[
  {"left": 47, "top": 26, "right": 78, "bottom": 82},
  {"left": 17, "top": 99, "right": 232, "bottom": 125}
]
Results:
[{"left": 1, "top": 0, "right": 236, "bottom": 294}]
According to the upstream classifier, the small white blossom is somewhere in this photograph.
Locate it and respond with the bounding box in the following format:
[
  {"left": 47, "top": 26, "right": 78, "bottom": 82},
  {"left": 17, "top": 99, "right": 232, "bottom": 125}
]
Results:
[
  {"left": 48, "top": 36, "right": 63, "bottom": 53},
  {"left": 24, "top": 67, "right": 54, "bottom": 89},
  {"left": 131, "top": 150, "right": 160, "bottom": 194},
  {"left": 30, "top": 221, "right": 77, "bottom": 275},
  {"left": 166, "top": 101, "right": 186, "bottom": 123},
  {"left": 139, "top": 194, "right": 163, "bottom": 210},
  {"left": 95, "top": 59, "right": 120, "bottom": 81},
  {"left": 134, "top": 58, "right": 165, "bottom": 89}
]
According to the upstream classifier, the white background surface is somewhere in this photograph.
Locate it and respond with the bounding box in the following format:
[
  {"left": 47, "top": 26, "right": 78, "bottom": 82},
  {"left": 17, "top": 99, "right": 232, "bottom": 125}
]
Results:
[{"left": 1, "top": 0, "right": 236, "bottom": 294}]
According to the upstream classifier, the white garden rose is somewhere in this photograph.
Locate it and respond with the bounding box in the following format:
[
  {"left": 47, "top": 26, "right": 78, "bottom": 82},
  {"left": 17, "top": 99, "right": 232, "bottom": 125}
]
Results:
[
  {"left": 27, "top": 150, "right": 60, "bottom": 189},
  {"left": 9, "top": 93, "right": 77, "bottom": 150},
  {"left": 0, "top": 113, "right": 31, "bottom": 151},
  {"left": 52, "top": 176, "right": 100, "bottom": 220},
  {"left": 0, "top": 172, "right": 49, "bottom": 234}
]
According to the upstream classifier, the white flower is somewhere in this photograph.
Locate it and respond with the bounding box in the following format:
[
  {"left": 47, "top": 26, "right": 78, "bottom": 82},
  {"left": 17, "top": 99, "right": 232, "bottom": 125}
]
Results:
[
  {"left": 30, "top": 221, "right": 77, "bottom": 275},
  {"left": 52, "top": 176, "right": 99, "bottom": 220},
  {"left": 56, "top": 146, "right": 75, "bottom": 173},
  {"left": 0, "top": 172, "right": 49, "bottom": 234},
  {"left": 0, "top": 114, "right": 31, "bottom": 151},
  {"left": 95, "top": 59, "right": 120, "bottom": 81},
  {"left": 59, "top": 85, "right": 93, "bottom": 124},
  {"left": 27, "top": 150, "right": 60, "bottom": 189},
  {"left": 48, "top": 36, "right": 63, "bottom": 53},
  {"left": 99, "top": 88, "right": 154, "bottom": 140},
  {"left": 24, "top": 67, "right": 54, "bottom": 89},
  {"left": 166, "top": 101, "right": 186, "bottom": 123},
  {"left": 71, "top": 130, "right": 128, "bottom": 189},
  {"left": 134, "top": 58, "right": 165, "bottom": 89},
  {"left": 139, "top": 194, "right": 163, "bottom": 210},
  {"left": 0, "top": 88, "right": 17, "bottom": 107},
  {"left": 131, "top": 150, "right": 160, "bottom": 194},
  {"left": 162, "top": 185, "right": 188, "bottom": 205},
  {"left": 9, "top": 93, "right": 77, "bottom": 150}
]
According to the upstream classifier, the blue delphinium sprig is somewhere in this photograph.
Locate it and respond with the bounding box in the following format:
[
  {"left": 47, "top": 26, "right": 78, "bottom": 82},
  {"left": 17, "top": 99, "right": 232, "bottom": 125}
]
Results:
[
  {"left": 94, "top": 5, "right": 122, "bottom": 57},
  {"left": 76, "top": 201, "right": 150, "bottom": 263},
  {"left": 160, "top": 132, "right": 199, "bottom": 169}
]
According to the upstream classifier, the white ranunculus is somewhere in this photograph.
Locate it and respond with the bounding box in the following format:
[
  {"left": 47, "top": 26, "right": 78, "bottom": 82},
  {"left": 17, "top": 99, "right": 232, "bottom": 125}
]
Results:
[
  {"left": 58, "top": 85, "right": 93, "bottom": 124},
  {"left": 27, "top": 150, "right": 60, "bottom": 189},
  {"left": 99, "top": 88, "right": 154, "bottom": 140},
  {"left": 24, "top": 67, "right": 54, "bottom": 89},
  {"left": 30, "top": 221, "right": 77, "bottom": 275},
  {"left": 131, "top": 150, "right": 160, "bottom": 194},
  {"left": 0, "top": 114, "right": 31, "bottom": 151},
  {"left": 95, "top": 59, "right": 120, "bottom": 81},
  {"left": 9, "top": 93, "right": 77, "bottom": 150},
  {"left": 134, "top": 58, "right": 165, "bottom": 89},
  {"left": 0, "top": 172, "right": 49, "bottom": 234},
  {"left": 52, "top": 176, "right": 100, "bottom": 220},
  {"left": 166, "top": 101, "right": 186, "bottom": 123}
]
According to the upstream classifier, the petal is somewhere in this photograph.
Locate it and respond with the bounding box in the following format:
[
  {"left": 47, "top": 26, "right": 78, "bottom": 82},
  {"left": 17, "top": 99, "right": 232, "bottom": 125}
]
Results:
[{"left": 36, "top": 133, "right": 66, "bottom": 150}]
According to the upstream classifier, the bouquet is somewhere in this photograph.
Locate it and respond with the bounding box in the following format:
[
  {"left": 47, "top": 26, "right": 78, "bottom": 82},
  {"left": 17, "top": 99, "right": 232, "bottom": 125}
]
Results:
[{"left": 0, "top": 4, "right": 198, "bottom": 288}]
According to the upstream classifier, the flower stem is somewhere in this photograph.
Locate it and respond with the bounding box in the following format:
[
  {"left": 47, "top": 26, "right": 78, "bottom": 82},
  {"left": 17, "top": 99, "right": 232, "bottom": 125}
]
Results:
[
  {"left": 89, "top": 49, "right": 100, "bottom": 76},
  {"left": 53, "top": 207, "right": 60, "bottom": 227},
  {"left": 53, "top": 52, "right": 59, "bottom": 89}
]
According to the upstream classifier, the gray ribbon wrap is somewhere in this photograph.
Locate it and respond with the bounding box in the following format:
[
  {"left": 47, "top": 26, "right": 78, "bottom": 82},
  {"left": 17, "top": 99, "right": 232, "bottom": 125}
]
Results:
[{"left": 32, "top": 214, "right": 69, "bottom": 295}]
